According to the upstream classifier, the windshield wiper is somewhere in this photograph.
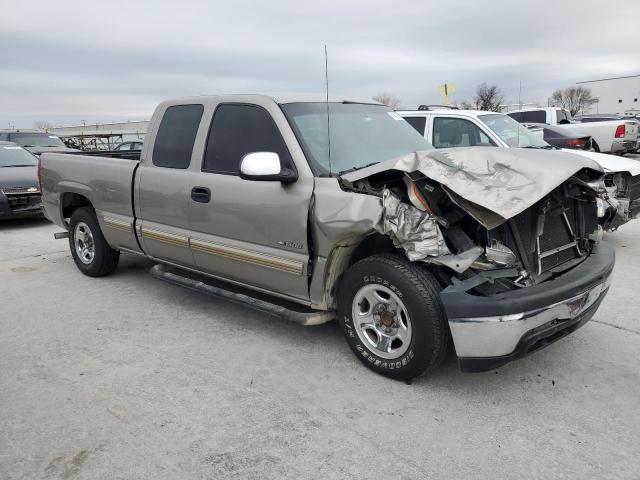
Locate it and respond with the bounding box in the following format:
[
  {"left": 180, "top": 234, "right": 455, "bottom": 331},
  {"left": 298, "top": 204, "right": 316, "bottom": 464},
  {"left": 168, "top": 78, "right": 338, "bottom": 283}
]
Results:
[
  {"left": 521, "top": 145, "right": 555, "bottom": 150},
  {"left": 338, "top": 162, "right": 380, "bottom": 176},
  {"left": 20, "top": 145, "right": 35, "bottom": 147},
  {"left": 1, "top": 164, "right": 34, "bottom": 167}
]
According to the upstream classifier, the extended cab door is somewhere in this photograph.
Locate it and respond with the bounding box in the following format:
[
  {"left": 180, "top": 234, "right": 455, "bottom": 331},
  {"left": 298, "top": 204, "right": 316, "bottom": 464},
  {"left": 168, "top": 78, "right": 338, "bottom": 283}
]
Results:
[
  {"left": 135, "top": 103, "right": 204, "bottom": 267},
  {"left": 188, "top": 101, "right": 314, "bottom": 302}
]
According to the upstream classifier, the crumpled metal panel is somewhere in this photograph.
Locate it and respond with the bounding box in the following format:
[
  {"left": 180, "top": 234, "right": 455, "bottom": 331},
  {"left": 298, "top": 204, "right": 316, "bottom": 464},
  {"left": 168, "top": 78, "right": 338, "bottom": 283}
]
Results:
[
  {"left": 341, "top": 147, "right": 603, "bottom": 226},
  {"left": 380, "top": 189, "right": 450, "bottom": 260},
  {"left": 311, "top": 178, "right": 383, "bottom": 257},
  {"left": 379, "top": 189, "right": 483, "bottom": 273},
  {"left": 426, "top": 246, "right": 484, "bottom": 273}
]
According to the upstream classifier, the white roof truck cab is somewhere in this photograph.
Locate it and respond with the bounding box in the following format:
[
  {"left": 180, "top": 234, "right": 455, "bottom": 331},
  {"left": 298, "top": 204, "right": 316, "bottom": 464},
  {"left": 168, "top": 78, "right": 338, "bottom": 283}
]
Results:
[
  {"left": 397, "top": 108, "right": 640, "bottom": 230},
  {"left": 40, "top": 94, "right": 615, "bottom": 380},
  {"left": 505, "top": 107, "right": 638, "bottom": 154}
]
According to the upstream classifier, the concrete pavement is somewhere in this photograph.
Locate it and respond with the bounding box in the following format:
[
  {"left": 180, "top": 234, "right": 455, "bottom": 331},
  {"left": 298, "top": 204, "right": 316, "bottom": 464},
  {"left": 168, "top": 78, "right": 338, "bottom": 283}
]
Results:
[{"left": 1, "top": 217, "right": 639, "bottom": 479}]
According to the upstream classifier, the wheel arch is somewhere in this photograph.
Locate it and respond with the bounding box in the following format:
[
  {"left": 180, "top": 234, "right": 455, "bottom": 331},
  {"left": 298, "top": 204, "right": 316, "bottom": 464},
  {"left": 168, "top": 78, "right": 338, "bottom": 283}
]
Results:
[
  {"left": 60, "top": 192, "right": 93, "bottom": 222},
  {"left": 318, "top": 233, "right": 399, "bottom": 310}
]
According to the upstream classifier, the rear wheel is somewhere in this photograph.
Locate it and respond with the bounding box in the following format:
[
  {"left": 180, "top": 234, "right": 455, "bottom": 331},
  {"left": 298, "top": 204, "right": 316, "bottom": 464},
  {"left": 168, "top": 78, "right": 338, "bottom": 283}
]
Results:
[
  {"left": 337, "top": 254, "right": 449, "bottom": 381},
  {"left": 69, "top": 207, "right": 119, "bottom": 277}
]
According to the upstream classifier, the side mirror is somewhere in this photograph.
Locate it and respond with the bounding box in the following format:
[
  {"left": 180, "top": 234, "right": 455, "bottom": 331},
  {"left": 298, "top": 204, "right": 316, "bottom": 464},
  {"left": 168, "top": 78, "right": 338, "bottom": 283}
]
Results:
[{"left": 239, "top": 152, "right": 297, "bottom": 183}]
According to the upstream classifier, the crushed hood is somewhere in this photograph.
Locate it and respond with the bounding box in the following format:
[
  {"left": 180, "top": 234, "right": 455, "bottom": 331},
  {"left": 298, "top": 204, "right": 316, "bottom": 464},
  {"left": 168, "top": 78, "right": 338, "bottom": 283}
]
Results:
[{"left": 341, "top": 147, "right": 604, "bottom": 226}]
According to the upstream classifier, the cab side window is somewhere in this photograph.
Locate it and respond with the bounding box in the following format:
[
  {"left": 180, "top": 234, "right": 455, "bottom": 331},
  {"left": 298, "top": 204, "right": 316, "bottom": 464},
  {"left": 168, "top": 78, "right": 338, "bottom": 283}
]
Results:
[
  {"left": 403, "top": 116, "right": 427, "bottom": 136},
  {"left": 152, "top": 104, "right": 204, "bottom": 169},
  {"left": 432, "top": 117, "right": 496, "bottom": 148},
  {"left": 203, "top": 104, "right": 292, "bottom": 174}
]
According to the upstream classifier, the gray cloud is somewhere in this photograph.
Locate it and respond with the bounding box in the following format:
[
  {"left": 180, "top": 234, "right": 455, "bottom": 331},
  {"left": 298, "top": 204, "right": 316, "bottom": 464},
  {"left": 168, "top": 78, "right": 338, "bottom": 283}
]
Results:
[{"left": 1, "top": 0, "right": 638, "bottom": 127}]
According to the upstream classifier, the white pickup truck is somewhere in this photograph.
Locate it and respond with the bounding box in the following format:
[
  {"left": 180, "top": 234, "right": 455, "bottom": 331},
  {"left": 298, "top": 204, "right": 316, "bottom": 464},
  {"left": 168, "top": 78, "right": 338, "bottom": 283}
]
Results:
[{"left": 506, "top": 107, "right": 638, "bottom": 154}]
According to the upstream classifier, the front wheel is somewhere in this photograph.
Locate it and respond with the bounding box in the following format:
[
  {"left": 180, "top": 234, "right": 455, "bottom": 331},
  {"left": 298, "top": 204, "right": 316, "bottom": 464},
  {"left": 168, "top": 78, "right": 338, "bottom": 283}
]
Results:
[
  {"left": 69, "top": 207, "right": 120, "bottom": 277},
  {"left": 337, "top": 254, "right": 449, "bottom": 381}
]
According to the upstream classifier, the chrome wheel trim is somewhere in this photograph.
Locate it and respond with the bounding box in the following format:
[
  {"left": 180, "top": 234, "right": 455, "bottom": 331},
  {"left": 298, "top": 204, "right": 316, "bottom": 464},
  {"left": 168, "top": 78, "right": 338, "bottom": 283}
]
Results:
[
  {"left": 74, "top": 221, "right": 95, "bottom": 265},
  {"left": 351, "top": 284, "right": 412, "bottom": 360}
]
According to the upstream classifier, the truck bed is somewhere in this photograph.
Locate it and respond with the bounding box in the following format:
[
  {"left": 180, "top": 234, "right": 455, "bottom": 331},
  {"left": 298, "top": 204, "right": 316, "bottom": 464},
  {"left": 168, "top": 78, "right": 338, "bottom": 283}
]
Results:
[
  {"left": 68, "top": 150, "right": 142, "bottom": 161},
  {"left": 40, "top": 152, "right": 139, "bottom": 227}
]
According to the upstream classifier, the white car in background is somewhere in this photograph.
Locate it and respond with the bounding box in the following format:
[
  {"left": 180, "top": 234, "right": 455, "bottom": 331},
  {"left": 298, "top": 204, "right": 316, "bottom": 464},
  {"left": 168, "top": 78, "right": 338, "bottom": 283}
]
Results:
[
  {"left": 398, "top": 108, "right": 640, "bottom": 230},
  {"left": 506, "top": 107, "right": 638, "bottom": 154}
]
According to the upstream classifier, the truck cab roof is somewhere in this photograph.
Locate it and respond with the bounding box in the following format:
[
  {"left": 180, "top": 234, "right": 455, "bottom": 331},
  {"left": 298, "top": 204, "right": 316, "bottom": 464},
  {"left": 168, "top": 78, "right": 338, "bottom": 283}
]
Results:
[{"left": 159, "top": 93, "right": 382, "bottom": 106}]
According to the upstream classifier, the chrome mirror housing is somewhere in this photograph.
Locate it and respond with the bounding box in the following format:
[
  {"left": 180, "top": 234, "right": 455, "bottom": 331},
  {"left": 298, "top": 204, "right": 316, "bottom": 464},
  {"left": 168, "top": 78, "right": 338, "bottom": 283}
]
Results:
[{"left": 239, "top": 152, "right": 297, "bottom": 183}]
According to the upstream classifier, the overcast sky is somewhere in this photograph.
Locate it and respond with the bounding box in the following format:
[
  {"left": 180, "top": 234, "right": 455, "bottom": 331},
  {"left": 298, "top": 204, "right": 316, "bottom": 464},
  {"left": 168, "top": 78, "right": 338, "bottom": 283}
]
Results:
[{"left": 1, "top": 0, "right": 638, "bottom": 127}]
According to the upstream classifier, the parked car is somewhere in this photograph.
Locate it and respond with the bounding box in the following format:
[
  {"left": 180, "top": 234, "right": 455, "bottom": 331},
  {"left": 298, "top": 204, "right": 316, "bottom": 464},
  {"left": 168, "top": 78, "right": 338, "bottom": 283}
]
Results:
[
  {"left": 0, "top": 142, "right": 42, "bottom": 219},
  {"left": 506, "top": 107, "right": 638, "bottom": 154},
  {"left": 398, "top": 108, "right": 640, "bottom": 230},
  {"left": 0, "top": 130, "right": 80, "bottom": 156},
  {"left": 112, "top": 141, "right": 143, "bottom": 151},
  {"left": 522, "top": 123, "right": 593, "bottom": 150},
  {"left": 40, "top": 94, "right": 614, "bottom": 380}
]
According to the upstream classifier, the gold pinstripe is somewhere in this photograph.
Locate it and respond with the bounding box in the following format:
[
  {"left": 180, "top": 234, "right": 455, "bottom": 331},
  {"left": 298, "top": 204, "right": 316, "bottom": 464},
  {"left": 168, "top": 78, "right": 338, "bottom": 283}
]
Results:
[
  {"left": 141, "top": 228, "right": 189, "bottom": 248},
  {"left": 103, "top": 216, "right": 132, "bottom": 233},
  {"left": 190, "top": 238, "right": 304, "bottom": 276}
]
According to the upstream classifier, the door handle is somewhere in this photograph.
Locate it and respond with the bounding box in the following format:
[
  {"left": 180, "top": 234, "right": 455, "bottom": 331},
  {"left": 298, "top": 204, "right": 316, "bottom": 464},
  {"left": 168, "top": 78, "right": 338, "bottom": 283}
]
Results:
[{"left": 191, "top": 186, "right": 211, "bottom": 203}]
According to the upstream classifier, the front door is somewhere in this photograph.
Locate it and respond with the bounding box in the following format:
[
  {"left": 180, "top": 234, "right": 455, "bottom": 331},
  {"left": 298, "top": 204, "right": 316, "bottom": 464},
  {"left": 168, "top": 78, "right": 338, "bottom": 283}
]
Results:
[{"left": 188, "top": 103, "right": 313, "bottom": 301}]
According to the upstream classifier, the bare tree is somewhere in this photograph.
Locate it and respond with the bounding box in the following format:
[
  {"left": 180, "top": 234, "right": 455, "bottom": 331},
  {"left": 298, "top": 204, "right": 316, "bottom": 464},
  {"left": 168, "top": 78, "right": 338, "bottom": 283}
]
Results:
[
  {"left": 473, "top": 83, "right": 504, "bottom": 111},
  {"left": 33, "top": 120, "right": 53, "bottom": 131},
  {"left": 372, "top": 92, "right": 401, "bottom": 110},
  {"left": 550, "top": 86, "right": 597, "bottom": 116}
]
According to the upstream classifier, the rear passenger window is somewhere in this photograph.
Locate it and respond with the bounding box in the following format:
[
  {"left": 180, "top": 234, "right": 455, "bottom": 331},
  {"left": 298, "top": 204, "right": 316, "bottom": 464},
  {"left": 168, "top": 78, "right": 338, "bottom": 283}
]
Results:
[
  {"left": 403, "top": 116, "right": 426, "bottom": 135},
  {"left": 203, "top": 104, "right": 292, "bottom": 174},
  {"left": 152, "top": 104, "right": 203, "bottom": 169}
]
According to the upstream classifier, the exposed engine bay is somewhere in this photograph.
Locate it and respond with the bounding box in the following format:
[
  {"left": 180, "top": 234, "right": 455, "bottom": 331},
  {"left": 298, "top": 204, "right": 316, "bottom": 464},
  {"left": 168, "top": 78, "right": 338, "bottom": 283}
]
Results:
[{"left": 338, "top": 148, "right": 606, "bottom": 297}]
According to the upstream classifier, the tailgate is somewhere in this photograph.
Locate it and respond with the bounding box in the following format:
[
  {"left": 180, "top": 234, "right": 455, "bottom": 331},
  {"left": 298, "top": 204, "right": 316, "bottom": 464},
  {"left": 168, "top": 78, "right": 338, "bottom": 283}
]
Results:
[{"left": 623, "top": 121, "right": 638, "bottom": 141}]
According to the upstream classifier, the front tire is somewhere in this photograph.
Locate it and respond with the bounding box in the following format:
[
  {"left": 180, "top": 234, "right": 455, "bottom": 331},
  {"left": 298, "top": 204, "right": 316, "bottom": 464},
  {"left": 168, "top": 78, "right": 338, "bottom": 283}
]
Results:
[
  {"left": 337, "top": 254, "right": 449, "bottom": 381},
  {"left": 69, "top": 207, "right": 119, "bottom": 277}
]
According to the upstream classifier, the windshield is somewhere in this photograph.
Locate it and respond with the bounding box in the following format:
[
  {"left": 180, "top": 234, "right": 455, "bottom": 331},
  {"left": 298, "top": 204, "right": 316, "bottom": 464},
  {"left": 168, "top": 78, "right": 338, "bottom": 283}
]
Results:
[
  {"left": 0, "top": 145, "right": 38, "bottom": 167},
  {"left": 479, "top": 114, "right": 551, "bottom": 148},
  {"left": 9, "top": 133, "right": 65, "bottom": 148},
  {"left": 282, "top": 103, "right": 433, "bottom": 176}
]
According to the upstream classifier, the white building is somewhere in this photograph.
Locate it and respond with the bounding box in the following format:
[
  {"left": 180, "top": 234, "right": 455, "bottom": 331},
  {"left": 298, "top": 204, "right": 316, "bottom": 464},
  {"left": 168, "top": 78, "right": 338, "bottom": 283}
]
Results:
[{"left": 577, "top": 74, "right": 640, "bottom": 115}]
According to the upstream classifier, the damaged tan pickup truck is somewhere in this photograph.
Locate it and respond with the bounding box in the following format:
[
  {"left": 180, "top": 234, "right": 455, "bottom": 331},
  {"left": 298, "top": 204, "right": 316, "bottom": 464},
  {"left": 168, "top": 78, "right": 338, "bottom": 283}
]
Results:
[{"left": 40, "top": 95, "right": 615, "bottom": 380}]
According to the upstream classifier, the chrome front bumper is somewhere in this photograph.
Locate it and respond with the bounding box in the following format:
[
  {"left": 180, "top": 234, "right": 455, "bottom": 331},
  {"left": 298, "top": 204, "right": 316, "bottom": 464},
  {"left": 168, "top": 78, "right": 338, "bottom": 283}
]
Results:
[
  {"left": 439, "top": 241, "right": 615, "bottom": 372},
  {"left": 449, "top": 275, "right": 612, "bottom": 359}
]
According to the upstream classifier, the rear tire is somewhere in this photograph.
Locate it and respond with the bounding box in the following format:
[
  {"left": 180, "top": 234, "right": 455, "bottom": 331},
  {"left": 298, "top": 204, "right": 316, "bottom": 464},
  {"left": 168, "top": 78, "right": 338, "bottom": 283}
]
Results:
[
  {"left": 337, "top": 254, "right": 449, "bottom": 381},
  {"left": 69, "top": 207, "right": 119, "bottom": 277}
]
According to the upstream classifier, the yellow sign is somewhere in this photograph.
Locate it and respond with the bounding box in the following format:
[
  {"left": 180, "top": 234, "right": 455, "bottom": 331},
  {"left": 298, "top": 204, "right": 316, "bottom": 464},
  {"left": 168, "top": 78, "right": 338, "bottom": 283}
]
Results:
[{"left": 438, "top": 83, "right": 456, "bottom": 106}]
